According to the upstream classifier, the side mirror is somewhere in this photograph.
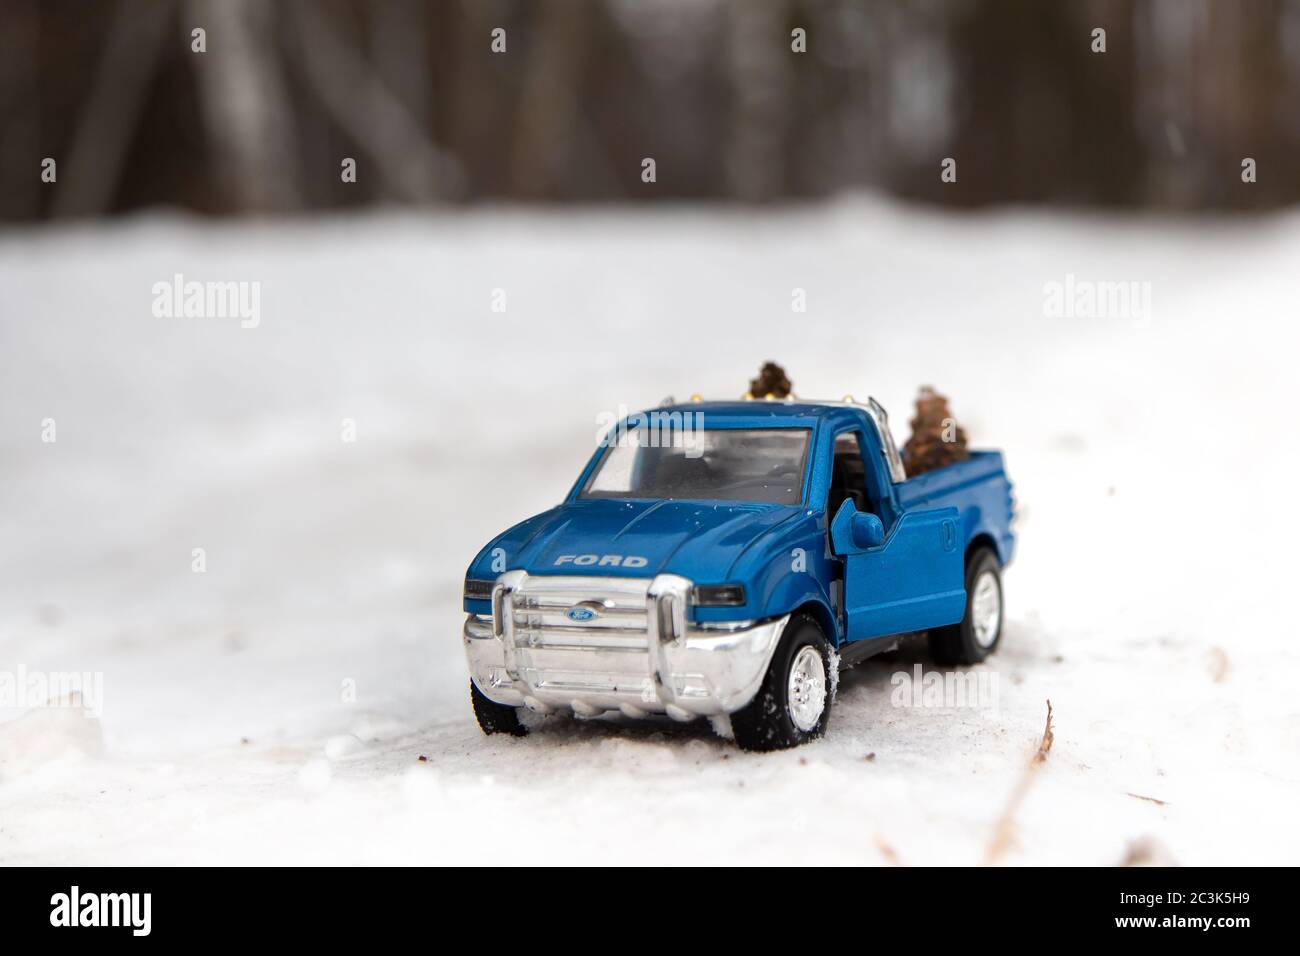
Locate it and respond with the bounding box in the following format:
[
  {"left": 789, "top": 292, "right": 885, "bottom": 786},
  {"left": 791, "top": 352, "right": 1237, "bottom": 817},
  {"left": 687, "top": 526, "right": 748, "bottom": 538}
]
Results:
[
  {"left": 830, "top": 499, "right": 885, "bottom": 555},
  {"left": 851, "top": 511, "right": 885, "bottom": 549}
]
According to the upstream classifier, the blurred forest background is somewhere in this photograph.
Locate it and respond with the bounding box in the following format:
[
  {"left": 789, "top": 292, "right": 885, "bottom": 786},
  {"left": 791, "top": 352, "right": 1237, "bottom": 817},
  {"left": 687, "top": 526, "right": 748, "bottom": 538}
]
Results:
[{"left": 3, "top": 0, "right": 1300, "bottom": 221}]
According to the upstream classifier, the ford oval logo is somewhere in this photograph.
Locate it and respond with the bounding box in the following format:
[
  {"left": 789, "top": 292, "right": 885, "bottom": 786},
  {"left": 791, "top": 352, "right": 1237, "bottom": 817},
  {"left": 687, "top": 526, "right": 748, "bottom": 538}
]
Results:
[{"left": 566, "top": 605, "right": 598, "bottom": 623}]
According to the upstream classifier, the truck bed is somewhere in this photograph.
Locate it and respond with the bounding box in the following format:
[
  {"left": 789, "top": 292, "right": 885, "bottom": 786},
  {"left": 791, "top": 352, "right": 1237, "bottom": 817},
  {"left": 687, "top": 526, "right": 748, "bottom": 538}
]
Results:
[{"left": 894, "top": 450, "right": 1016, "bottom": 566}]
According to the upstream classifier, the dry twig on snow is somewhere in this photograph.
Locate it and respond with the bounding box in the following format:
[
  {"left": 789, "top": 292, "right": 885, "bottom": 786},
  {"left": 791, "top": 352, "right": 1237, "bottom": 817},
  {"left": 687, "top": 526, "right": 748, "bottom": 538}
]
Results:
[
  {"left": 874, "top": 832, "right": 903, "bottom": 866},
  {"left": 985, "top": 700, "right": 1054, "bottom": 864},
  {"left": 1207, "top": 647, "right": 1231, "bottom": 683},
  {"left": 1121, "top": 836, "right": 1178, "bottom": 867},
  {"left": 1125, "top": 792, "right": 1169, "bottom": 806}
]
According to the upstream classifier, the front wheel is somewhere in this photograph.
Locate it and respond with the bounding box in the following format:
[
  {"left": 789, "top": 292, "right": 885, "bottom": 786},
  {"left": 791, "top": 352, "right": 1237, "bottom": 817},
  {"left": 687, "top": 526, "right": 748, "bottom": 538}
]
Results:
[
  {"left": 470, "top": 681, "right": 527, "bottom": 737},
  {"left": 731, "top": 614, "right": 833, "bottom": 752},
  {"left": 929, "top": 546, "right": 1003, "bottom": 665}
]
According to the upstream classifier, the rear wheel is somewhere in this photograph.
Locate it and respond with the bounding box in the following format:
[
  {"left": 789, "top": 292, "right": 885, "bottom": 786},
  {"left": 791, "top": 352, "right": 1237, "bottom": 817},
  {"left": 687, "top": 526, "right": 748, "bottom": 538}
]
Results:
[
  {"left": 929, "top": 547, "right": 1003, "bottom": 665},
  {"left": 731, "top": 614, "right": 833, "bottom": 752},
  {"left": 470, "top": 681, "right": 527, "bottom": 737}
]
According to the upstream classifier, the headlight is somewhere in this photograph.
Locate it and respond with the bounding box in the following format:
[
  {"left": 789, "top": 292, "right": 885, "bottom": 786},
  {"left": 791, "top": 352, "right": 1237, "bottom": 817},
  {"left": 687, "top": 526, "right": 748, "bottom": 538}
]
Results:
[
  {"left": 691, "top": 584, "right": 747, "bottom": 606},
  {"left": 464, "top": 578, "right": 494, "bottom": 601}
]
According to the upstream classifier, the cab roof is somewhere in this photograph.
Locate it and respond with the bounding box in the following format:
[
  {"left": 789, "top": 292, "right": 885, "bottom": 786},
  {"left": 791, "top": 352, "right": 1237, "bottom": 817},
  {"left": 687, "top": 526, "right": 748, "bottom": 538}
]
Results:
[{"left": 643, "top": 399, "right": 868, "bottom": 430}]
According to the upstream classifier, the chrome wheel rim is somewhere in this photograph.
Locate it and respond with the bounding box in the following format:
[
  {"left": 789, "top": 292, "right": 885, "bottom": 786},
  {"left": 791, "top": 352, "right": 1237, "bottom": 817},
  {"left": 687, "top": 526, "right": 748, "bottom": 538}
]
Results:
[
  {"left": 787, "top": 645, "right": 827, "bottom": 732},
  {"left": 971, "top": 571, "right": 1002, "bottom": 648}
]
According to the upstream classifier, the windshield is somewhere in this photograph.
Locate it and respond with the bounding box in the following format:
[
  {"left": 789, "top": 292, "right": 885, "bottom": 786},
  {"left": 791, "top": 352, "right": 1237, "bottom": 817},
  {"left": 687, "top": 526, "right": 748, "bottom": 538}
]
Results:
[{"left": 580, "top": 428, "right": 811, "bottom": 505}]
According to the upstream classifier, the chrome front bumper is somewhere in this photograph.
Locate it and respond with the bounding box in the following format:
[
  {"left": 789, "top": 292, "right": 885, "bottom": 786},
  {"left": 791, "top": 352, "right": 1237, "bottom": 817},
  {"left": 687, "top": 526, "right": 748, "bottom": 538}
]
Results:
[{"left": 463, "top": 570, "right": 789, "bottom": 721}]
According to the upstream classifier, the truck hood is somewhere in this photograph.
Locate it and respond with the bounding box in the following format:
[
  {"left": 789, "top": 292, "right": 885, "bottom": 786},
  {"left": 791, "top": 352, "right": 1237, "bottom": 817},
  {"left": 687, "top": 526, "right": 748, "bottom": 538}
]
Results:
[{"left": 499, "top": 498, "right": 804, "bottom": 581}]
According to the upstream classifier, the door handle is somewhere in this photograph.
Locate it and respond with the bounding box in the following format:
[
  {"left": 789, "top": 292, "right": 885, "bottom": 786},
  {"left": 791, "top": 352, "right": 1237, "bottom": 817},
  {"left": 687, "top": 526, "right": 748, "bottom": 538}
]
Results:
[{"left": 941, "top": 518, "right": 957, "bottom": 552}]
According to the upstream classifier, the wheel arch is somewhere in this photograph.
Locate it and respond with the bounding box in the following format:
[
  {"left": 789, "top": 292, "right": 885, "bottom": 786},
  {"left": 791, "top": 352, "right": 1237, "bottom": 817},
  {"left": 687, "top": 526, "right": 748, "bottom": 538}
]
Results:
[
  {"left": 789, "top": 598, "right": 838, "bottom": 647},
  {"left": 966, "top": 531, "right": 1002, "bottom": 567}
]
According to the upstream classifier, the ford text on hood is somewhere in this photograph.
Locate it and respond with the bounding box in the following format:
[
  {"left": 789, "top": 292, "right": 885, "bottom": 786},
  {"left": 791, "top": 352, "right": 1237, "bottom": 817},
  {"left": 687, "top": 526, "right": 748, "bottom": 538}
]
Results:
[
  {"left": 487, "top": 498, "right": 807, "bottom": 581},
  {"left": 461, "top": 399, "right": 1016, "bottom": 751}
]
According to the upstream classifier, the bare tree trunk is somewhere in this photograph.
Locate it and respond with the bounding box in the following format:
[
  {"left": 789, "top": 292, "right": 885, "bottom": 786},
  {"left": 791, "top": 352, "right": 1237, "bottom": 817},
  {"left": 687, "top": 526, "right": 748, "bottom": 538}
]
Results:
[
  {"left": 725, "top": 0, "right": 791, "bottom": 201},
  {"left": 447, "top": 0, "right": 523, "bottom": 198},
  {"left": 188, "top": 0, "right": 302, "bottom": 212},
  {"left": 53, "top": 0, "right": 171, "bottom": 218},
  {"left": 370, "top": 0, "right": 431, "bottom": 135},
  {"left": 508, "top": 0, "right": 590, "bottom": 199},
  {"left": 285, "top": 0, "right": 445, "bottom": 204},
  {"left": 0, "top": 0, "right": 39, "bottom": 220}
]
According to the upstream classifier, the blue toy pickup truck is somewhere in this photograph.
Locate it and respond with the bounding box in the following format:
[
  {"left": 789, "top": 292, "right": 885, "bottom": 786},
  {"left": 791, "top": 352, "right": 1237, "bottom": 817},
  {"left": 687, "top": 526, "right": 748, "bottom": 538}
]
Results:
[{"left": 462, "top": 397, "right": 1015, "bottom": 750}]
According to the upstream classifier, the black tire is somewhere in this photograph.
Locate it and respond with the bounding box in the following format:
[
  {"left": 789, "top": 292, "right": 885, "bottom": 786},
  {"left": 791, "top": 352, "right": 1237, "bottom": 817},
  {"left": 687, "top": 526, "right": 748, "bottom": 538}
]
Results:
[
  {"left": 929, "top": 546, "right": 1003, "bottom": 666},
  {"left": 470, "top": 680, "right": 527, "bottom": 737},
  {"left": 731, "top": 614, "right": 833, "bottom": 752}
]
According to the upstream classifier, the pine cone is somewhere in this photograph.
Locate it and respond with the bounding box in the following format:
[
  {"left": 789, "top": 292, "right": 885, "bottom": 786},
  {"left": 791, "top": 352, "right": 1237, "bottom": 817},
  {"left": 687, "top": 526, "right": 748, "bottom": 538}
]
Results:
[
  {"left": 902, "top": 386, "right": 969, "bottom": 477},
  {"left": 749, "top": 362, "right": 792, "bottom": 399}
]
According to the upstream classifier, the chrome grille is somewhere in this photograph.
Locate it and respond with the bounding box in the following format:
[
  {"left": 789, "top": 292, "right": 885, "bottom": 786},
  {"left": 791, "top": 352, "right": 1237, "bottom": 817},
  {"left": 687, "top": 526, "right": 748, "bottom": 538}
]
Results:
[
  {"left": 483, "top": 570, "right": 734, "bottom": 714},
  {"left": 508, "top": 576, "right": 651, "bottom": 652}
]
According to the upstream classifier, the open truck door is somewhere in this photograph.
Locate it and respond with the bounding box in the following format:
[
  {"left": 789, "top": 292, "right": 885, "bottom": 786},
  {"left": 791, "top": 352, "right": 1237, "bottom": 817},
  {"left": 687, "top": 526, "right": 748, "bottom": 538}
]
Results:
[{"left": 830, "top": 498, "right": 966, "bottom": 641}]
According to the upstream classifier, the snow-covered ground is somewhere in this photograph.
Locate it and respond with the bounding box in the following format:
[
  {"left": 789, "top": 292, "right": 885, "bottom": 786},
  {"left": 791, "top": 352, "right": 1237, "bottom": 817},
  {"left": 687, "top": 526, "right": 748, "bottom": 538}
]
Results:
[{"left": 1, "top": 197, "right": 1297, "bottom": 865}]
